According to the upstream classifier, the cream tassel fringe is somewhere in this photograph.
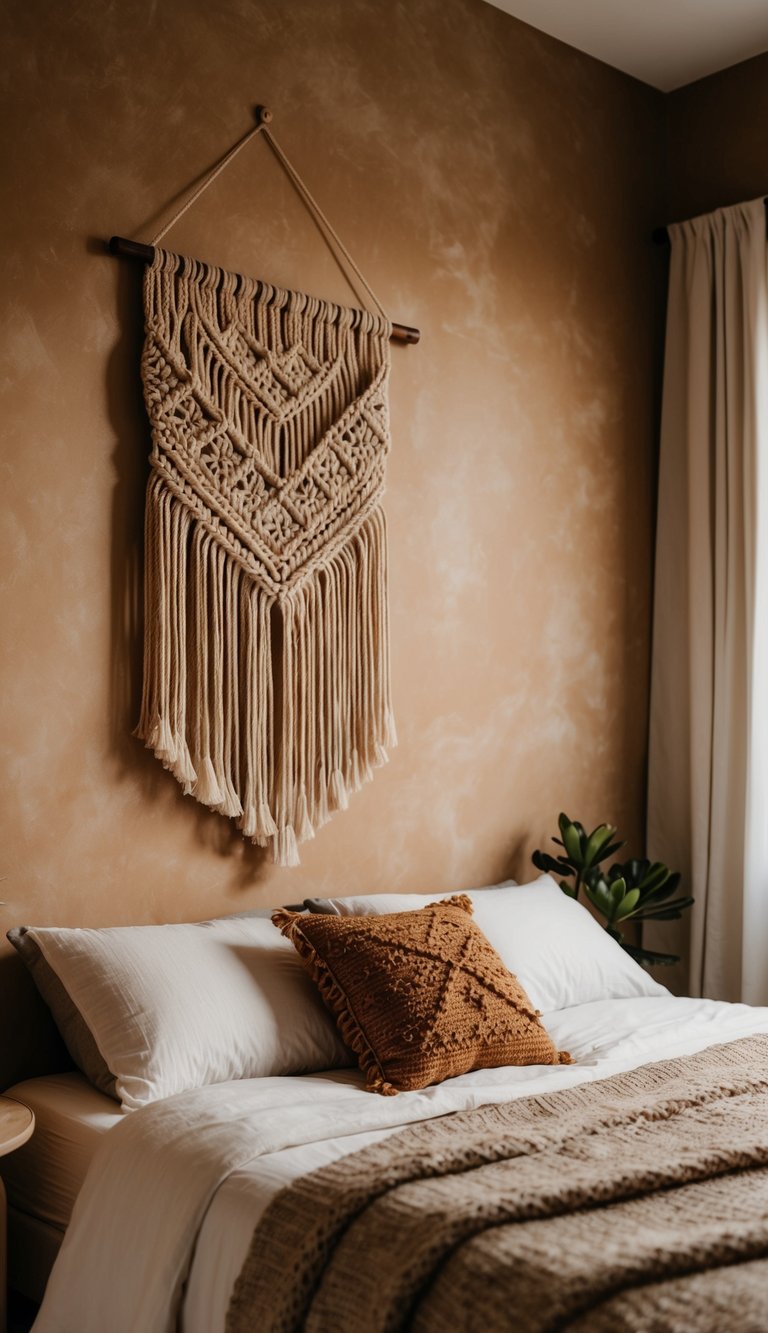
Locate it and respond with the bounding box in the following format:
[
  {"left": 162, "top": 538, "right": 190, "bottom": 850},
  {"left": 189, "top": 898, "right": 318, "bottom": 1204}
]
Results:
[{"left": 136, "top": 480, "right": 394, "bottom": 866}]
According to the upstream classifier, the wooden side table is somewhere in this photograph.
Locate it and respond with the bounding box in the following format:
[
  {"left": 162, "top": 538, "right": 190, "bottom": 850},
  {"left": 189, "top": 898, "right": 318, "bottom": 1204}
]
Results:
[{"left": 0, "top": 1098, "right": 34, "bottom": 1333}]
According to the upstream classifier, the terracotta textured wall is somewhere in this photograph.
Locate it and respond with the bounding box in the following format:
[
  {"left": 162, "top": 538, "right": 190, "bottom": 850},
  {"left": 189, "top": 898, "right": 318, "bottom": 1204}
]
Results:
[{"left": 0, "top": 0, "right": 665, "bottom": 941}]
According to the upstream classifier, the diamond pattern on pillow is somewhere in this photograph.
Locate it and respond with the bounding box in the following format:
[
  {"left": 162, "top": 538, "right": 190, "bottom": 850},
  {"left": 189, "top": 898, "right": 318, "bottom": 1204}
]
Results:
[{"left": 273, "top": 896, "right": 570, "bottom": 1094}]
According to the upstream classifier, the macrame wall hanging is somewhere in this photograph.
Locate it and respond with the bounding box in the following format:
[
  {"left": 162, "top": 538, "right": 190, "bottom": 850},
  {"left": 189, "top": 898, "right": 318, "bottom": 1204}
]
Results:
[{"left": 111, "top": 108, "right": 419, "bottom": 866}]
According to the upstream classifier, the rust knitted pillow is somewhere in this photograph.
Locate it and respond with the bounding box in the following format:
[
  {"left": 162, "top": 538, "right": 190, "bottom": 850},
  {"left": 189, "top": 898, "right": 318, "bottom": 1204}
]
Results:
[{"left": 272, "top": 896, "right": 571, "bottom": 1095}]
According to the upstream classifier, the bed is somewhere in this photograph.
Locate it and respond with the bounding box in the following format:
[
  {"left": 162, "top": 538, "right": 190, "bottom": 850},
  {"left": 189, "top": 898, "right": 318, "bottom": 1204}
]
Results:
[
  {"left": 3, "top": 879, "right": 768, "bottom": 1332},
  {"left": 1, "top": 1073, "right": 121, "bottom": 1303}
]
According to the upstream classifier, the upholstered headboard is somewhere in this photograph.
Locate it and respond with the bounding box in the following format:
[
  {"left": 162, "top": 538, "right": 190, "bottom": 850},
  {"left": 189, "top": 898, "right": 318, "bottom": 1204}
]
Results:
[{"left": 0, "top": 946, "right": 74, "bottom": 1091}]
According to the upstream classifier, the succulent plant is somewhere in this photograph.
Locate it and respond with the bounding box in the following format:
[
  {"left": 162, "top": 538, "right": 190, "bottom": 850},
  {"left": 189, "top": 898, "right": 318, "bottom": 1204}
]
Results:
[{"left": 532, "top": 813, "right": 692, "bottom": 967}]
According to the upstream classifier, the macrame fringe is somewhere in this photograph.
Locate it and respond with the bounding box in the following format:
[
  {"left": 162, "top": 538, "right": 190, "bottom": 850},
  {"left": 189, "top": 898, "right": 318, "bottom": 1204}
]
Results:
[
  {"left": 136, "top": 478, "right": 395, "bottom": 867},
  {"left": 295, "top": 790, "right": 315, "bottom": 843}
]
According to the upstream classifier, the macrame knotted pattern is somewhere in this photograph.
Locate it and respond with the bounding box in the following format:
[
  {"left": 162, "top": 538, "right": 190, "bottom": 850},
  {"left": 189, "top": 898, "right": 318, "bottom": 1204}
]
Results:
[{"left": 136, "top": 250, "right": 396, "bottom": 866}]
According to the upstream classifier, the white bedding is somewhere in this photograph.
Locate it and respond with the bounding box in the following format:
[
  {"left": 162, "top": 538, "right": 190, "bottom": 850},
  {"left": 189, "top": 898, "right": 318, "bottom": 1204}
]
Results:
[
  {"left": 33, "top": 994, "right": 768, "bottom": 1333},
  {"left": 2, "top": 1074, "right": 121, "bottom": 1232}
]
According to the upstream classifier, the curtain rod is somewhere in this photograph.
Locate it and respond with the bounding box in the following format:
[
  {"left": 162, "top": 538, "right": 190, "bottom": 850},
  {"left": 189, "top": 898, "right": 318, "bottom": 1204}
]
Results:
[
  {"left": 652, "top": 197, "right": 768, "bottom": 245},
  {"left": 107, "top": 236, "right": 420, "bottom": 345}
]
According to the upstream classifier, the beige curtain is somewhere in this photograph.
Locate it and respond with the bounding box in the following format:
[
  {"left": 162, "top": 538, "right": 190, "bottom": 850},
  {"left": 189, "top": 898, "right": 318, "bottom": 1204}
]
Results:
[{"left": 648, "top": 197, "right": 768, "bottom": 1004}]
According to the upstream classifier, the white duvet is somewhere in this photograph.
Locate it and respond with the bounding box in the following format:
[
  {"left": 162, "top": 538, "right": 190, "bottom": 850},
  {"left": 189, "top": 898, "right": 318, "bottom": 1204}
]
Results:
[{"left": 33, "top": 994, "right": 768, "bottom": 1333}]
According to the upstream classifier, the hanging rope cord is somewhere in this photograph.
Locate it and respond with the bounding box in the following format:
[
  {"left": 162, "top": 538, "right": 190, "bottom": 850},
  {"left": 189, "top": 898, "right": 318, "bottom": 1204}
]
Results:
[{"left": 150, "top": 120, "right": 389, "bottom": 323}]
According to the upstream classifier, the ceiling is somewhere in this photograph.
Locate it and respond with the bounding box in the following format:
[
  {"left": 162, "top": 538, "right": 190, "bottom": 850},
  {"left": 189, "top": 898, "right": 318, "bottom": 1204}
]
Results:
[{"left": 483, "top": 0, "right": 768, "bottom": 91}]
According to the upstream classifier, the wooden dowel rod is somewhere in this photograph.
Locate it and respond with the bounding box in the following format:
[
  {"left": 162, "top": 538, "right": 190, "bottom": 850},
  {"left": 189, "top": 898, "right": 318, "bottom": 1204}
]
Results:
[
  {"left": 109, "top": 236, "right": 154, "bottom": 262},
  {"left": 107, "top": 236, "right": 420, "bottom": 345}
]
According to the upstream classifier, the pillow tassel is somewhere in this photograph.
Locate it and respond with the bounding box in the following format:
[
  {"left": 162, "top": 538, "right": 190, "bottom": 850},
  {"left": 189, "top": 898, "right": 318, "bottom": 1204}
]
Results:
[
  {"left": 439, "top": 894, "right": 474, "bottom": 915},
  {"left": 271, "top": 907, "right": 299, "bottom": 933}
]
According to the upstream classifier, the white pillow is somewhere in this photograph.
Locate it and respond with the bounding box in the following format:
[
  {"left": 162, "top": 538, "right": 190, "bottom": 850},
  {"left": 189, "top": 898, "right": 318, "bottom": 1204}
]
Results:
[
  {"left": 305, "top": 879, "right": 518, "bottom": 915},
  {"left": 306, "top": 875, "right": 668, "bottom": 1012},
  {"left": 22, "top": 916, "right": 352, "bottom": 1110}
]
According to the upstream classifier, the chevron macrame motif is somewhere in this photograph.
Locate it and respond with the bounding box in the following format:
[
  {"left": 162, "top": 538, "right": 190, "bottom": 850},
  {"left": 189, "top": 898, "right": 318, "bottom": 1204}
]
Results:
[{"left": 137, "top": 250, "right": 396, "bottom": 866}]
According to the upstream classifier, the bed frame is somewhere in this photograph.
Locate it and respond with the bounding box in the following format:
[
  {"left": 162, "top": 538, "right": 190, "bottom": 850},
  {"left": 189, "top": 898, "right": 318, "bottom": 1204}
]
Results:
[
  {"left": 0, "top": 948, "right": 73, "bottom": 1093},
  {"left": 0, "top": 948, "right": 74, "bottom": 1306}
]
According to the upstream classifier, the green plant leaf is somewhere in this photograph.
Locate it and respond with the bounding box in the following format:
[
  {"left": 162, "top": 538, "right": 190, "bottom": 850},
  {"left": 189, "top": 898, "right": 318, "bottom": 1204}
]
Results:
[
  {"left": 610, "top": 860, "right": 685, "bottom": 908},
  {"left": 596, "top": 840, "right": 624, "bottom": 864},
  {"left": 610, "top": 877, "right": 626, "bottom": 902},
  {"left": 533, "top": 849, "right": 579, "bottom": 878},
  {"left": 585, "top": 880, "right": 614, "bottom": 918},
  {"left": 561, "top": 819, "right": 584, "bottom": 866},
  {"left": 635, "top": 894, "right": 694, "bottom": 913},
  {"left": 633, "top": 896, "right": 695, "bottom": 922},
  {"left": 534, "top": 818, "right": 688, "bottom": 953},
  {"left": 611, "top": 859, "right": 652, "bottom": 889},
  {"left": 624, "top": 858, "right": 648, "bottom": 879},
  {"left": 614, "top": 887, "right": 641, "bottom": 921},
  {"left": 584, "top": 824, "right": 617, "bottom": 868},
  {"left": 600, "top": 877, "right": 623, "bottom": 924},
  {"left": 638, "top": 883, "right": 676, "bottom": 905},
  {"left": 640, "top": 874, "right": 669, "bottom": 895},
  {"left": 639, "top": 872, "right": 682, "bottom": 903},
  {"left": 636, "top": 863, "right": 672, "bottom": 891}
]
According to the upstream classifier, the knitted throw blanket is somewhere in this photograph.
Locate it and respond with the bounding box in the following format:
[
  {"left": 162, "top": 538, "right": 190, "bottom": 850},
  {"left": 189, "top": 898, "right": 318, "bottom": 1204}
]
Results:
[
  {"left": 227, "top": 1035, "right": 768, "bottom": 1331},
  {"left": 137, "top": 251, "right": 395, "bottom": 865}
]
